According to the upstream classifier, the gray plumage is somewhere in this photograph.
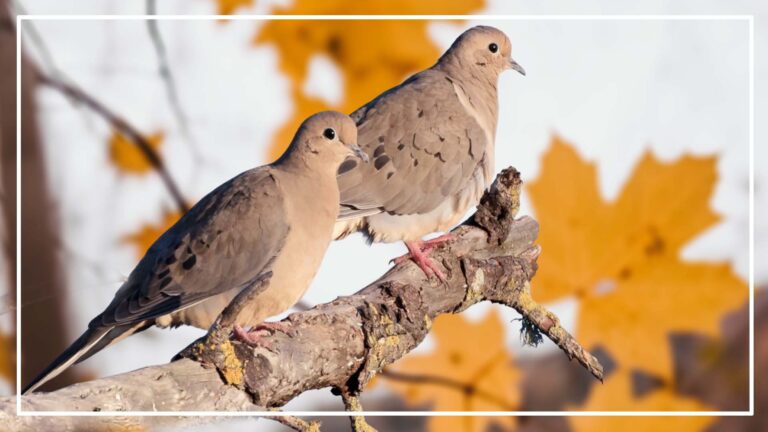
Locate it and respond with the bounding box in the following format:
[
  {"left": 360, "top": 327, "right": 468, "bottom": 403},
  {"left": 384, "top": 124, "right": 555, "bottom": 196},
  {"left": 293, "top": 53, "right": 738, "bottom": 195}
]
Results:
[
  {"left": 24, "top": 111, "right": 363, "bottom": 394},
  {"left": 335, "top": 26, "right": 523, "bottom": 243}
]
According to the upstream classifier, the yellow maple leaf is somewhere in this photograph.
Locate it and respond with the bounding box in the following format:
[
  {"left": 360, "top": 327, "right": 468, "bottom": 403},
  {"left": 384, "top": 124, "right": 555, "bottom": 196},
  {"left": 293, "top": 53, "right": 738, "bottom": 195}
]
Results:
[
  {"left": 527, "top": 136, "right": 748, "bottom": 379},
  {"left": 384, "top": 310, "right": 518, "bottom": 431},
  {"left": 569, "top": 370, "right": 714, "bottom": 430},
  {"left": 122, "top": 210, "right": 181, "bottom": 258},
  {"left": 108, "top": 130, "right": 164, "bottom": 175},
  {"left": 252, "top": 0, "right": 485, "bottom": 161}
]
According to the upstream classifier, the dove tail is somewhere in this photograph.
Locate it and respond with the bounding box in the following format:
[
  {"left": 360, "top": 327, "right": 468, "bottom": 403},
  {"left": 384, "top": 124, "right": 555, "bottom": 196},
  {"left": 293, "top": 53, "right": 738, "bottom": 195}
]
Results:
[{"left": 22, "top": 323, "right": 148, "bottom": 394}]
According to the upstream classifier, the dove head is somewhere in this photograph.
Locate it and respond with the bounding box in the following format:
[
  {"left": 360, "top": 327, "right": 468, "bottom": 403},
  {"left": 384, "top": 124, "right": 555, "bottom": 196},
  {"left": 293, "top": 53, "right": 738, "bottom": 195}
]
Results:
[
  {"left": 279, "top": 111, "right": 366, "bottom": 172},
  {"left": 438, "top": 26, "right": 525, "bottom": 79}
]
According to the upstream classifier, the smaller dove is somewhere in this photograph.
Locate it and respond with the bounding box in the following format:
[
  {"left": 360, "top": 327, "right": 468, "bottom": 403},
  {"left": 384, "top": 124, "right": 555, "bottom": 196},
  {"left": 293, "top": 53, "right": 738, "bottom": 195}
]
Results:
[
  {"left": 335, "top": 26, "right": 524, "bottom": 279},
  {"left": 23, "top": 111, "right": 366, "bottom": 394}
]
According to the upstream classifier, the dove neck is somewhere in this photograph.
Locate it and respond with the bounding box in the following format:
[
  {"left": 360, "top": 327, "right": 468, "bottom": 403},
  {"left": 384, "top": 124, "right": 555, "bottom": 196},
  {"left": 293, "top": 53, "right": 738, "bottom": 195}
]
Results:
[
  {"left": 273, "top": 149, "right": 341, "bottom": 178},
  {"left": 435, "top": 61, "right": 499, "bottom": 131}
]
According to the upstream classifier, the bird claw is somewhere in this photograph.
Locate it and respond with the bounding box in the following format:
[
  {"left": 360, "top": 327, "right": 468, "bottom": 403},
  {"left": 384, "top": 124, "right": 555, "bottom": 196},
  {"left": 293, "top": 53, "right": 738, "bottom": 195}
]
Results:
[
  {"left": 411, "top": 251, "right": 447, "bottom": 282},
  {"left": 231, "top": 321, "right": 296, "bottom": 348},
  {"left": 391, "top": 236, "right": 453, "bottom": 282},
  {"left": 258, "top": 321, "right": 298, "bottom": 338},
  {"left": 232, "top": 324, "right": 273, "bottom": 348}
]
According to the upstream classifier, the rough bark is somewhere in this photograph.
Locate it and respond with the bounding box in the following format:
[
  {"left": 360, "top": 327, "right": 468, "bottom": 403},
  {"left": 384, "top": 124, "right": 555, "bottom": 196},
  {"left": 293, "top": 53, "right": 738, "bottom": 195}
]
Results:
[{"left": 0, "top": 167, "right": 603, "bottom": 430}]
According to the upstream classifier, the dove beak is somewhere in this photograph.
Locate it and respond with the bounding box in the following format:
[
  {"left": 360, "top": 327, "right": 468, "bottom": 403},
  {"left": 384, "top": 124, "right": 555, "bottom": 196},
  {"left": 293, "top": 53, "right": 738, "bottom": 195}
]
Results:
[
  {"left": 349, "top": 143, "right": 369, "bottom": 163},
  {"left": 508, "top": 58, "right": 526, "bottom": 76}
]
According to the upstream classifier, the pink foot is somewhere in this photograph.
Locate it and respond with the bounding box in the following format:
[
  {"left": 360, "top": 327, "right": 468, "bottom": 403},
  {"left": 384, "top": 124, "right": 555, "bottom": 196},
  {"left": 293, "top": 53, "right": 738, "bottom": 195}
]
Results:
[
  {"left": 391, "top": 235, "right": 455, "bottom": 281},
  {"left": 232, "top": 324, "right": 272, "bottom": 347},
  {"left": 256, "top": 321, "right": 297, "bottom": 337},
  {"left": 232, "top": 321, "right": 296, "bottom": 347}
]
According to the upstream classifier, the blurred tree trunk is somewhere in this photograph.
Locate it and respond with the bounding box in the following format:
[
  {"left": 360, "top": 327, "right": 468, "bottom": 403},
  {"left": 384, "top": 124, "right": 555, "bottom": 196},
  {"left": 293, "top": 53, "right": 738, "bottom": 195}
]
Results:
[
  {"left": 0, "top": 0, "right": 79, "bottom": 392},
  {"left": 0, "top": 0, "right": 18, "bottom": 392}
]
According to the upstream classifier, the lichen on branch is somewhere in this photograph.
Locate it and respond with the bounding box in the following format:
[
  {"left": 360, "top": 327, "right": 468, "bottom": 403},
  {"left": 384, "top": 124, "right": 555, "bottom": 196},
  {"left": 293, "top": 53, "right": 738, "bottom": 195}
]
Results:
[{"left": 5, "top": 166, "right": 603, "bottom": 428}]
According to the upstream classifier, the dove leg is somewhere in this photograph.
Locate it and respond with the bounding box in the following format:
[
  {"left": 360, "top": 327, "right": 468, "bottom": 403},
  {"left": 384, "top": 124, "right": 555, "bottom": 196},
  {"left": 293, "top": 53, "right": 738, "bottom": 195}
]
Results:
[
  {"left": 392, "top": 239, "right": 448, "bottom": 281},
  {"left": 421, "top": 233, "right": 456, "bottom": 248}
]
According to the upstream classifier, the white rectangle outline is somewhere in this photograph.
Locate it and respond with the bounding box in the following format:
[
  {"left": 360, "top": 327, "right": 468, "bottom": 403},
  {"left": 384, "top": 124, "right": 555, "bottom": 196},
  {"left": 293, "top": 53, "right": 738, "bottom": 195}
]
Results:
[{"left": 15, "top": 14, "right": 754, "bottom": 417}]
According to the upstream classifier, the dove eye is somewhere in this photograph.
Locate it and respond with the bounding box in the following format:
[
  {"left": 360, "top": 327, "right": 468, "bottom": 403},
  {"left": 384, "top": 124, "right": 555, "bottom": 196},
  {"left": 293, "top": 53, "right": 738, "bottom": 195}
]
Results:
[
  {"left": 323, "top": 128, "right": 336, "bottom": 140},
  {"left": 488, "top": 43, "right": 498, "bottom": 53}
]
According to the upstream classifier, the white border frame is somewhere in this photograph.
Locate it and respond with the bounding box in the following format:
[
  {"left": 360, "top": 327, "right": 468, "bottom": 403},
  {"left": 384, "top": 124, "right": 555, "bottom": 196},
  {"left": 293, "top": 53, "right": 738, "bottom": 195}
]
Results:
[{"left": 15, "top": 14, "right": 755, "bottom": 417}]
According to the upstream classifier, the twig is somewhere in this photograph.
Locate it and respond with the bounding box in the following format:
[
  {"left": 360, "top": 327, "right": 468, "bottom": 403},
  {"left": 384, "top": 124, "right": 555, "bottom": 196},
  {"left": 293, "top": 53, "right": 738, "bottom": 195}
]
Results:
[
  {"left": 13, "top": 4, "right": 191, "bottom": 213},
  {"left": 339, "top": 388, "right": 377, "bottom": 432},
  {"left": 145, "top": 0, "right": 202, "bottom": 160},
  {"left": 11, "top": 2, "right": 61, "bottom": 79},
  {"left": 264, "top": 412, "right": 321, "bottom": 432},
  {"left": 379, "top": 368, "right": 516, "bottom": 410},
  {"left": 510, "top": 288, "right": 604, "bottom": 381},
  {"left": 34, "top": 69, "right": 190, "bottom": 213}
]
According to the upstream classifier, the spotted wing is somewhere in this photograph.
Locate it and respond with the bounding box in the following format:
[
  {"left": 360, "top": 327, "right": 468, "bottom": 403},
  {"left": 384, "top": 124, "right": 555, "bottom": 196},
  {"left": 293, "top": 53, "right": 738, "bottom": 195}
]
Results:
[
  {"left": 90, "top": 168, "right": 290, "bottom": 328},
  {"left": 337, "top": 69, "right": 488, "bottom": 219}
]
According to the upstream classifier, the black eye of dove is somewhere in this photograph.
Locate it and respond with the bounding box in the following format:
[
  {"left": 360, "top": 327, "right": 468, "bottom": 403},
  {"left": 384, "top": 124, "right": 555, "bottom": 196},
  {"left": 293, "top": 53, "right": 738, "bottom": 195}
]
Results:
[
  {"left": 488, "top": 43, "right": 498, "bottom": 53},
  {"left": 323, "top": 128, "right": 336, "bottom": 140}
]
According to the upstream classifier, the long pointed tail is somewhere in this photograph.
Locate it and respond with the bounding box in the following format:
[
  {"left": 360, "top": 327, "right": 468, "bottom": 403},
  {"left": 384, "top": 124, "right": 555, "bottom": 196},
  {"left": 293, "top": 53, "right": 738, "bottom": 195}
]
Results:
[{"left": 22, "top": 323, "right": 147, "bottom": 394}]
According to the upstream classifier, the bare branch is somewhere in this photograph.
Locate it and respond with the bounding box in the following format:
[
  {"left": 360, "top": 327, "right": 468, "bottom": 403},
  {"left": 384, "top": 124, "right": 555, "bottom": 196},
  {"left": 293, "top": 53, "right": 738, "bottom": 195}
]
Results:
[
  {"left": 264, "top": 412, "right": 321, "bottom": 432},
  {"left": 34, "top": 69, "right": 190, "bottom": 213},
  {"left": 145, "top": 0, "right": 202, "bottom": 159},
  {"left": 13, "top": 10, "right": 191, "bottom": 213},
  {"left": 512, "top": 289, "right": 605, "bottom": 381},
  {"left": 3, "top": 167, "right": 603, "bottom": 426},
  {"left": 379, "top": 368, "right": 516, "bottom": 410},
  {"left": 11, "top": 2, "right": 61, "bottom": 79},
  {"left": 339, "top": 388, "right": 377, "bottom": 432}
]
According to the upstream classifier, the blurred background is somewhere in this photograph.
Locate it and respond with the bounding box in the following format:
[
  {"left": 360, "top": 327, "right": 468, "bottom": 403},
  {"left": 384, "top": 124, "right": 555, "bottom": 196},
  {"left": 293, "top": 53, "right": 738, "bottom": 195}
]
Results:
[{"left": 1, "top": 0, "right": 765, "bottom": 431}]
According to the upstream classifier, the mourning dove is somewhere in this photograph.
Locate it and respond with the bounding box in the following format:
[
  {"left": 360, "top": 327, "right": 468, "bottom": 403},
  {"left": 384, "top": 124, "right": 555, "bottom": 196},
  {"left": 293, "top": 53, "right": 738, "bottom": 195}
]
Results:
[
  {"left": 335, "top": 26, "right": 524, "bottom": 279},
  {"left": 24, "top": 111, "right": 365, "bottom": 394}
]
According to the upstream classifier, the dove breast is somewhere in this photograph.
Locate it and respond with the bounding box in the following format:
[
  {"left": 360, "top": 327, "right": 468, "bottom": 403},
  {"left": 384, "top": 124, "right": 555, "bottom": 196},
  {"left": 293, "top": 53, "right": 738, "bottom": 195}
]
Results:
[{"left": 164, "top": 165, "right": 341, "bottom": 329}]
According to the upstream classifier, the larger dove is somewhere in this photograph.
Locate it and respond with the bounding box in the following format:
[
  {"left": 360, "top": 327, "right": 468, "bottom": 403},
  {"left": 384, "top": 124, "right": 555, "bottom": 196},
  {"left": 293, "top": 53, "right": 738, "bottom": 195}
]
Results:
[
  {"left": 24, "top": 111, "right": 366, "bottom": 394},
  {"left": 335, "top": 26, "right": 524, "bottom": 279}
]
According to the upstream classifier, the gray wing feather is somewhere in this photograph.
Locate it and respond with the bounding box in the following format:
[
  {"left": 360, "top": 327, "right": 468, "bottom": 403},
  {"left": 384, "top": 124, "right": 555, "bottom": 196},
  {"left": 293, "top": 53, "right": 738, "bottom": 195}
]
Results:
[
  {"left": 337, "top": 69, "right": 488, "bottom": 219},
  {"left": 91, "top": 168, "right": 290, "bottom": 328}
]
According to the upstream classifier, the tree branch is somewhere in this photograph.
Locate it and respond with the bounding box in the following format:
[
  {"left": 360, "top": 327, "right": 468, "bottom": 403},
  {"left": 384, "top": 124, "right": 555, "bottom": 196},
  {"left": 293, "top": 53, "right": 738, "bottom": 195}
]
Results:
[
  {"left": 263, "top": 412, "right": 322, "bottom": 432},
  {"left": 339, "top": 388, "right": 378, "bottom": 432},
  {"left": 3, "top": 167, "right": 603, "bottom": 427},
  {"left": 33, "top": 69, "right": 190, "bottom": 213},
  {"left": 145, "top": 0, "right": 201, "bottom": 160},
  {"left": 379, "top": 368, "right": 517, "bottom": 410}
]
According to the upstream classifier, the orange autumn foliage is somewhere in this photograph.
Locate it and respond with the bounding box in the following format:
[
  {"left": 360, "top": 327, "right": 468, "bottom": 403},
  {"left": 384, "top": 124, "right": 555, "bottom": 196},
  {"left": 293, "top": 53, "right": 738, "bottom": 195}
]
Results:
[
  {"left": 527, "top": 137, "right": 748, "bottom": 380},
  {"left": 570, "top": 370, "right": 714, "bottom": 430},
  {"left": 108, "top": 130, "right": 165, "bottom": 175},
  {"left": 384, "top": 310, "right": 518, "bottom": 432},
  {"left": 217, "top": 0, "right": 484, "bottom": 17},
  {"left": 216, "top": 0, "right": 253, "bottom": 15},
  {"left": 251, "top": 0, "right": 484, "bottom": 160}
]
